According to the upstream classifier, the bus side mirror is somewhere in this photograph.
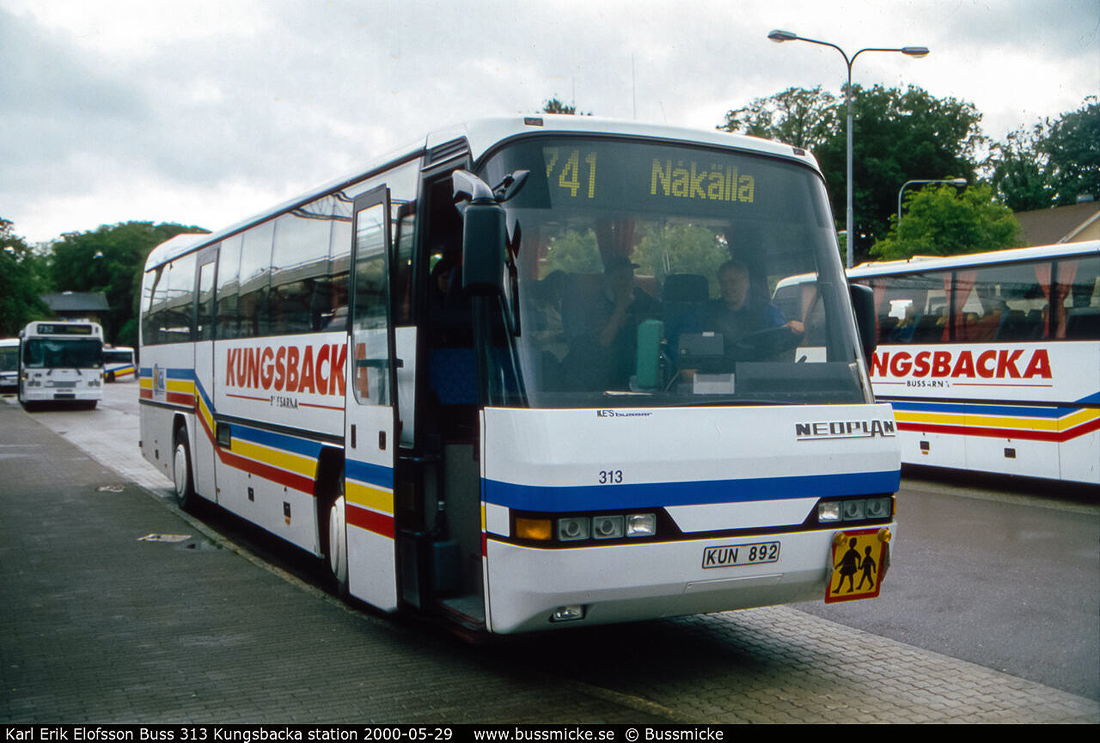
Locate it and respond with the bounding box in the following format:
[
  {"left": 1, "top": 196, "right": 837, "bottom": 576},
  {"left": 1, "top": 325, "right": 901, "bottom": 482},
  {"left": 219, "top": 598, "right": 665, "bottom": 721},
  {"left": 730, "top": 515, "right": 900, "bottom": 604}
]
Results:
[
  {"left": 453, "top": 170, "right": 506, "bottom": 296},
  {"left": 849, "top": 282, "right": 877, "bottom": 357}
]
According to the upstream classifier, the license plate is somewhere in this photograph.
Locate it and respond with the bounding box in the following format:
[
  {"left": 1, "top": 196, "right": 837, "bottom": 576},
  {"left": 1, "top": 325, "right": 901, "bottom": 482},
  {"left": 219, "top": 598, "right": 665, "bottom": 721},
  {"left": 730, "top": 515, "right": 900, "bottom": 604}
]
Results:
[{"left": 702, "top": 541, "right": 780, "bottom": 569}]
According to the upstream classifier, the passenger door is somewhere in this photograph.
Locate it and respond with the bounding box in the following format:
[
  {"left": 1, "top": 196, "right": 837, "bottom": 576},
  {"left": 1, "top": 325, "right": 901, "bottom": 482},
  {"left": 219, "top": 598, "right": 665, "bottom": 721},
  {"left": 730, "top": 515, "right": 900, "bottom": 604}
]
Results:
[
  {"left": 342, "top": 186, "right": 399, "bottom": 612},
  {"left": 192, "top": 245, "right": 219, "bottom": 502}
]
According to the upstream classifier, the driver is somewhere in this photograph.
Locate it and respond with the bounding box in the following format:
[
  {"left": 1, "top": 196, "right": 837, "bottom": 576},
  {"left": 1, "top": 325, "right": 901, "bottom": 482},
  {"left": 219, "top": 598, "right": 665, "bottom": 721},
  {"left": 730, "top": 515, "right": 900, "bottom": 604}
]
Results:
[{"left": 705, "top": 259, "right": 803, "bottom": 354}]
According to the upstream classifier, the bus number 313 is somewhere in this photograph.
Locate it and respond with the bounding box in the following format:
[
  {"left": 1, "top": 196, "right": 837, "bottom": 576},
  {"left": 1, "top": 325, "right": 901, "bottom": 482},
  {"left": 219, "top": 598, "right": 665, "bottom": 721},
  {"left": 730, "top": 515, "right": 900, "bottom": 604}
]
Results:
[{"left": 598, "top": 469, "right": 624, "bottom": 484}]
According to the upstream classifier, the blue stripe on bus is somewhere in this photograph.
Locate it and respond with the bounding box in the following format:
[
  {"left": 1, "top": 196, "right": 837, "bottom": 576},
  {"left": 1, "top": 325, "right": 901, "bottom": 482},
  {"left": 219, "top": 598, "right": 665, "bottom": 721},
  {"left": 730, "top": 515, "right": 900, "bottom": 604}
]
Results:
[
  {"left": 231, "top": 424, "right": 326, "bottom": 459},
  {"left": 483, "top": 469, "right": 900, "bottom": 513},
  {"left": 140, "top": 366, "right": 195, "bottom": 380},
  {"left": 890, "top": 398, "right": 1095, "bottom": 419},
  {"left": 345, "top": 458, "right": 394, "bottom": 489}
]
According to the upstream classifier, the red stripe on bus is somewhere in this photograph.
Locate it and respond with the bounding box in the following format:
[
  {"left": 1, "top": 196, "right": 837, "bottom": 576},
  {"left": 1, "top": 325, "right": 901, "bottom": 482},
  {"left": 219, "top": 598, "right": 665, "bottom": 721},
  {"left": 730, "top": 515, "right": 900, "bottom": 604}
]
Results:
[
  {"left": 897, "top": 416, "right": 1100, "bottom": 443},
  {"left": 346, "top": 503, "right": 394, "bottom": 539}
]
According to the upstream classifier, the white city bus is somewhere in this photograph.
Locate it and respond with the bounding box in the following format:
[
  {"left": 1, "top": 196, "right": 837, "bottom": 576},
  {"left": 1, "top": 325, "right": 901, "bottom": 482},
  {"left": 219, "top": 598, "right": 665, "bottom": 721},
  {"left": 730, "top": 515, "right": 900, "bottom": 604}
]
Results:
[
  {"left": 0, "top": 338, "right": 18, "bottom": 392},
  {"left": 139, "top": 116, "right": 900, "bottom": 634},
  {"left": 849, "top": 241, "right": 1100, "bottom": 485},
  {"left": 103, "top": 345, "right": 137, "bottom": 382},
  {"left": 18, "top": 320, "right": 105, "bottom": 408}
]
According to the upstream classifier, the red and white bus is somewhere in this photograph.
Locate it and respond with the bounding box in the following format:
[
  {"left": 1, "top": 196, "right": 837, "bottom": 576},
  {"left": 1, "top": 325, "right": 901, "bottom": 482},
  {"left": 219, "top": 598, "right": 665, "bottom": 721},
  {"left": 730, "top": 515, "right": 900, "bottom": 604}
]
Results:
[
  {"left": 849, "top": 240, "right": 1100, "bottom": 485},
  {"left": 139, "top": 116, "right": 900, "bottom": 634}
]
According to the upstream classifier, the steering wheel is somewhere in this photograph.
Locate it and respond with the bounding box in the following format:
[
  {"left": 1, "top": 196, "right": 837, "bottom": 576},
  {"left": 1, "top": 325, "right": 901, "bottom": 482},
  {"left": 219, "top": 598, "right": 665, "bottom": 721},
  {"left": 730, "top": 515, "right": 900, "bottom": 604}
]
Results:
[{"left": 729, "top": 325, "right": 802, "bottom": 361}]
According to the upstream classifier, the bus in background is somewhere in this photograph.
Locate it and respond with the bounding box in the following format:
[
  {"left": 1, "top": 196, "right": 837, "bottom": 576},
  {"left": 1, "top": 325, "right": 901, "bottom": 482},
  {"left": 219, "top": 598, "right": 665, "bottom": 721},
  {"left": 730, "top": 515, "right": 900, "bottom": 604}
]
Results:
[
  {"left": 849, "top": 241, "right": 1100, "bottom": 485},
  {"left": 103, "top": 345, "right": 137, "bottom": 382},
  {"left": 0, "top": 338, "right": 18, "bottom": 392},
  {"left": 18, "top": 320, "right": 105, "bottom": 409},
  {"left": 139, "top": 116, "right": 899, "bottom": 635}
]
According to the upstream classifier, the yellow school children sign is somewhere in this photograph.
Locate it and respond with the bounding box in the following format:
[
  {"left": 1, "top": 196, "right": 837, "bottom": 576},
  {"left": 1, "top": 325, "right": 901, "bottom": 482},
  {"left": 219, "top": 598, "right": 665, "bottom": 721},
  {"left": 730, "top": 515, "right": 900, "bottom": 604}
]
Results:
[{"left": 826, "top": 528, "right": 889, "bottom": 603}]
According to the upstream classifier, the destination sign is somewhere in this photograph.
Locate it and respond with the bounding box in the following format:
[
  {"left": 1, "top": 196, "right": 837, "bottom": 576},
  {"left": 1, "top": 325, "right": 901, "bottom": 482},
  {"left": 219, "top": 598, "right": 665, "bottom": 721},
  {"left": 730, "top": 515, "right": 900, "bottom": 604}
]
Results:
[
  {"left": 36, "top": 323, "right": 94, "bottom": 335},
  {"left": 541, "top": 146, "right": 757, "bottom": 206}
]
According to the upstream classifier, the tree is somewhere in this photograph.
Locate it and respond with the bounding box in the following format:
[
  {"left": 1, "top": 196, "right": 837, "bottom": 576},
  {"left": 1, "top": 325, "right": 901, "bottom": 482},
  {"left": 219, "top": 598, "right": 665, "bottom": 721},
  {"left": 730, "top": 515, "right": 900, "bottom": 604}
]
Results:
[
  {"left": 719, "top": 84, "right": 984, "bottom": 264},
  {"left": 48, "top": 221, "right": 207, "bottom": 346},
  {"left": 719, "top": 86, "right": 840, "bottom": 151},
  {"left": 0, "top": 218, "right": 50, "bottom": 336},
  {"left": 989, "top": 97, "right": 1100, "bottom": 210},
  {"left": 989, "top": 124, "right": 1057, "bottom": 212},
  {"left": 542, "top": 97, "right": 590, "bottom": 116},
  {"left": 1039, "top": 97, "right": 1100, "bottom": 205},
  {"left": 871, "top": 184, "right": 1021, "bottom": 261},
  {"left": 814, "top": 84, "right": 984, "bottom": 262}
]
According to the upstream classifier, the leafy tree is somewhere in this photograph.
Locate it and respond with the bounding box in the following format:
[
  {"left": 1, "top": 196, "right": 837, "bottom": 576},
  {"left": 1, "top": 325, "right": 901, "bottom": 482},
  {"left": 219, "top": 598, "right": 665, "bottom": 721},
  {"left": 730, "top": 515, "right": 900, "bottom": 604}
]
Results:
[
  {"left": 989, "top": 124, "right": 1057, "bottom": 212},
  {"left": 814, "top": 84, "right": 984, "bottom": 262},
  {"left": 871, "top": 184, "right": 1021, "bottom": 261},
  {"left": 720, "top": 86, "right": 840, "bottom": 151},
  {"left": 0, "top": 218, "right": 50, "bottom": 336},
  {"left": 48, "top": 221, "right": 207, "bottom": 346},
  {"left": 719, "top": 84, "right": 984, "bottom": 263},
  {"left": 989, "top": 97, "right": 1099, "bottom": 210},
  {"left": 542, "top": 97, "right": 590, "bottom": 116},
  {"left": 1039, "top": 97, "right": 1100, "bottom": 206}
]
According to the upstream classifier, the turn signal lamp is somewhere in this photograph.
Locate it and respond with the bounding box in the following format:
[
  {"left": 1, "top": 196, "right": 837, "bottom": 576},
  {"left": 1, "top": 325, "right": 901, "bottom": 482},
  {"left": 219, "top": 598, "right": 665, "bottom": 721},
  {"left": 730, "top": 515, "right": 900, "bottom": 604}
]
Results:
[{"left": 515, "top": 517, "right": 553, "bottom": 541}]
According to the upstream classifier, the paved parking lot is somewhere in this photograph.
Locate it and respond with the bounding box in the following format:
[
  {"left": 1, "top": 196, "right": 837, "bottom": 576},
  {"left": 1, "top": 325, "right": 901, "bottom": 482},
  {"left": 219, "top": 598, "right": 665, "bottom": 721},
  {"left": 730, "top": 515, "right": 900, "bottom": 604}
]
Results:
[{"left": 1, "top": 396, "right": 1096, "bottom": 724}]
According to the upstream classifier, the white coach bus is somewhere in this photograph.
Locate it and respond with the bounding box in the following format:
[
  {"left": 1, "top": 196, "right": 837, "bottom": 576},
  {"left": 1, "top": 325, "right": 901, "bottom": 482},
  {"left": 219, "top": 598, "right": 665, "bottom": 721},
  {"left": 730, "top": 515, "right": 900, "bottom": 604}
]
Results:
[
  {"left": 18, "top": 320, "right": 105, "bottom": 408},
  {"left": 849, "top": 241, "right": 1100, "bottom": 485},
  {"left": 138, "top": 116, "right": 900, "bottom": 634}
]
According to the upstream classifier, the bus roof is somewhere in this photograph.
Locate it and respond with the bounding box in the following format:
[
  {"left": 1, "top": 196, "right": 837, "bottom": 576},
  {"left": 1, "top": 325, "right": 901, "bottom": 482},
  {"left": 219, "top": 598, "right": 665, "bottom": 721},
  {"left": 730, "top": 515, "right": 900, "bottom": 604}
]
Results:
[
  {"left": 848, "top": 240, "right": 1100, "bottom": 278},
  {"left": 144, "top": 115, "right": 823, "bottom": 272}
]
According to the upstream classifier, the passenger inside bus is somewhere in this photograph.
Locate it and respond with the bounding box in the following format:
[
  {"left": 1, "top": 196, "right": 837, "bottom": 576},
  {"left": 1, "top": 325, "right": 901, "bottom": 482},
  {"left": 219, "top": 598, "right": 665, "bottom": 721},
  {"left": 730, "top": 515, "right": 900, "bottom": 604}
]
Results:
[{"left": 559, "top": 256, "right": 660, "bottom": 390}]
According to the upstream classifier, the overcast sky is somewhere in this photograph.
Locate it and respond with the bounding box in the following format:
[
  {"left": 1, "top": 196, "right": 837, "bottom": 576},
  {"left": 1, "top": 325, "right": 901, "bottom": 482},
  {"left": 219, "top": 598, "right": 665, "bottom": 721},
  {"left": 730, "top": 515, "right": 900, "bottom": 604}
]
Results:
[{"left": 2, "top": 0, "right": 1097, "bottom": 244}]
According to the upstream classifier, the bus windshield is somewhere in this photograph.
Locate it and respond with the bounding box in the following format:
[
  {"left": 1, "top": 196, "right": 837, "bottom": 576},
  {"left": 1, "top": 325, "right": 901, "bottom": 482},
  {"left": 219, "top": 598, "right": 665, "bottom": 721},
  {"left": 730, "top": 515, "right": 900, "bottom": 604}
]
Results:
[
  {"left": 22, "top": 338, "right": 103, "bottom": 370},
  {"left": 0, "top": 344, "right": 17, "bottom": 373},
  {"left": 478, "top": 136, "right": 870, "bottom": 408}
]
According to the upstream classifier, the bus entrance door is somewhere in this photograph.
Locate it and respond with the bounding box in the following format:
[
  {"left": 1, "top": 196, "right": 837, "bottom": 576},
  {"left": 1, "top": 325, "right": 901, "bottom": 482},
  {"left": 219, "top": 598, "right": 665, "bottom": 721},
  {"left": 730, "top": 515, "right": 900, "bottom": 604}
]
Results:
[{"left": 342, "top": 186, "right": 399, "bottom": 613}]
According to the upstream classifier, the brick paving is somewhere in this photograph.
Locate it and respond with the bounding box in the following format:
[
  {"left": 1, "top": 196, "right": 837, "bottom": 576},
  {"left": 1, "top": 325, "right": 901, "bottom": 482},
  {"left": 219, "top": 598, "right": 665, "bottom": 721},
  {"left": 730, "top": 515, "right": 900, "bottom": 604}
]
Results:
[{"left": 1, "top": 395, "right": 1096, "bottom": 724}]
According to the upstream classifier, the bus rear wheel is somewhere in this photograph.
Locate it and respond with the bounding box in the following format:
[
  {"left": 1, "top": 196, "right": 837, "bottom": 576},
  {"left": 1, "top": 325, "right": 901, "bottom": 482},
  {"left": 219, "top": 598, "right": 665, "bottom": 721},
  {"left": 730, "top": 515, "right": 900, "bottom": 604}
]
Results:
[
  {"left": 172, "top": 428, "right": 196, "bottom": 511},
  {"left": 327, "top": 486, "right": 349, "bottom": 598}
]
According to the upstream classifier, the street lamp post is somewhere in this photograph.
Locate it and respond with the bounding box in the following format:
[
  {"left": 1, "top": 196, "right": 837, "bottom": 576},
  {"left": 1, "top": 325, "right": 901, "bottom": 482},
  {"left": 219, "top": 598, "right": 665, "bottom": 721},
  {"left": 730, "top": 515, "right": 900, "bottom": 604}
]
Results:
[
  {"left": 767, "top": 30, "right": 929, "bottom": 268},
  {"left": 898, "top": 178, "right": 968, "bottom": 219}
]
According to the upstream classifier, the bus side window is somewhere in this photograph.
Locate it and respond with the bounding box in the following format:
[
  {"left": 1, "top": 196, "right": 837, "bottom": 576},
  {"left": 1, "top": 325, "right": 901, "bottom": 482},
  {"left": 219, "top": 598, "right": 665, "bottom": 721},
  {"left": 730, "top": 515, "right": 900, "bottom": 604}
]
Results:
[
  {"left": 239, "top": 221, "right": 274, "bottom": 338},
  {"left": 216, "top": 234, "right": 243, "bottom": 340},
  {"left": 1062, "top": 255, "right": 1100, "bottom": 340}
]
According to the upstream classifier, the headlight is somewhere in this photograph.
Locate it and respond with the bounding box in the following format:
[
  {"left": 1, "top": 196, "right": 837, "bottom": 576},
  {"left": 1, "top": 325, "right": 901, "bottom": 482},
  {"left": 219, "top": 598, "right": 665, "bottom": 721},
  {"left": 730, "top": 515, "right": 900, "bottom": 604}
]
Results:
[
  {"left": 818, "top": 501, "right": 842, "bottom": 522},
  {"left": 841, "top": 500, "right": 866, "bottom": 520},
  {"left": 557, "top": 517, "right": 589, "bottom": 542},
  {"left": 865, "top": 497, "right": 892, "bottom": 519},
  {"left": 591, "top": 515, "right": 624, "bottom": 539},
  {"left": 626, "top": 513, "right": 657, "bottom": 537},
  {"left": 819, "top": 497, "right": 893, "bottom": 524}
]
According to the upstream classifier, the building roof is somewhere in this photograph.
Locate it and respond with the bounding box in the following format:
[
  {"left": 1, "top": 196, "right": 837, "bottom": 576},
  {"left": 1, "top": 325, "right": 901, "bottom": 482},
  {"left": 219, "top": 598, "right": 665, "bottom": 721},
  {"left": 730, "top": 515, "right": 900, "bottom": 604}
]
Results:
[
  {"left": 1014, "top": 200, "right": 1100, "bottom": 246},
  {"left": 41, "top": 292, "right": 110, "bottom": 313}
]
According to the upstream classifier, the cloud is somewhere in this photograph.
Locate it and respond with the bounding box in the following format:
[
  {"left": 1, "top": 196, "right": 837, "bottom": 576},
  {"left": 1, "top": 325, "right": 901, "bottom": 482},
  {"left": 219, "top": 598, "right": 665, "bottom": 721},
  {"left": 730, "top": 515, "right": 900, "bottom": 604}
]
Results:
[{"left": 1, "top": 0, "right": 1097, "bottom": 243}]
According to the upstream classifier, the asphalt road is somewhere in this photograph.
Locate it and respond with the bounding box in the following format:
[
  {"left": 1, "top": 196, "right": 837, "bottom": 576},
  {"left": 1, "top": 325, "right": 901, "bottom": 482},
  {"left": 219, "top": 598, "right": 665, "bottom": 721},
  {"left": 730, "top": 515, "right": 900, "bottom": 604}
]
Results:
[
  {"left": 5, "top": 381, "right": 1098, "bottom": 722},
  {"left": 798, "top": 469, "right": 1099, "bottom": 700}
]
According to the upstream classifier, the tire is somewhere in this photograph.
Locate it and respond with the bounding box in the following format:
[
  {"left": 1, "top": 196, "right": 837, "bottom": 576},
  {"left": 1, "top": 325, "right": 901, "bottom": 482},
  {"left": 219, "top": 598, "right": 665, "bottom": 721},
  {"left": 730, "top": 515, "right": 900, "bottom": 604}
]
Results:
[
  {"left": 172, "top": 428, "right": 196, "bottom": 511},
  {"left": 327, "top": 483, "right": 349, "bottom": 598}
]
